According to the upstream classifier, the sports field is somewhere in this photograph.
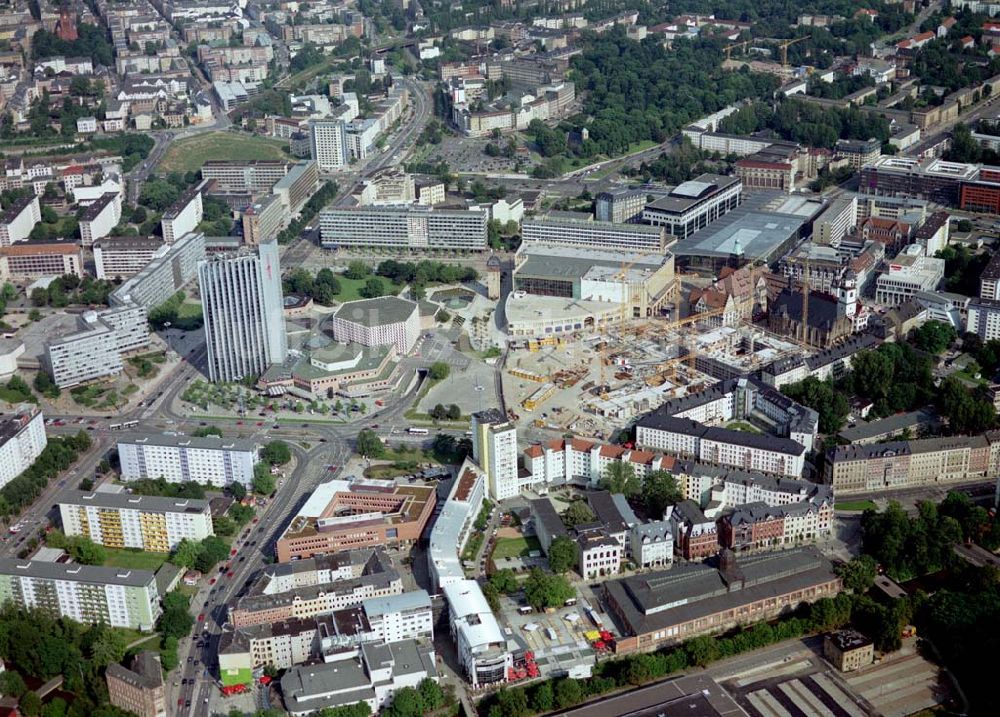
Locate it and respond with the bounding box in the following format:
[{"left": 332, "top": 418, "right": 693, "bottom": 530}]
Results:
[{"left": 159, "top": 132, "right": 289, "bottom": 172}]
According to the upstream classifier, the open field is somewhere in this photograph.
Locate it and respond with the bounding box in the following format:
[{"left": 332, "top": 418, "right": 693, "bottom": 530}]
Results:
[
  {"left": 103, "top": 548, "right": 169, "bottom": 571},
  {"left": 835, "top": 500, "right": 878, "bottom": 512},
  {"left": 493, "top": 536, "right": 542, "bottom": 560},
  {"left": 158, "top": 132, "right": 289, "bottom": 172},
  {"left": 333, "top": 276, "right": 403, "bottom": 303}
]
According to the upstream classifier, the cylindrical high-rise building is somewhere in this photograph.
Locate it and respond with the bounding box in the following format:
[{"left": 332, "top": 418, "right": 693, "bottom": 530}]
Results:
[{"left": 199, "top": 241, "right": 287, "bottom": 382}]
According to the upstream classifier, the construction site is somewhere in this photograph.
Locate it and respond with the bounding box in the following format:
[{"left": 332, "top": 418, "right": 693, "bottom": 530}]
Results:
[{"left": 501, "top": 300, "right": 806, "bottom": 440}]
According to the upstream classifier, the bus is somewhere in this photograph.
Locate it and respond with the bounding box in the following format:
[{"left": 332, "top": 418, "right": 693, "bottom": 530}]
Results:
[{"left": 407, "top": 427, "right": 429, "bottom": 435}]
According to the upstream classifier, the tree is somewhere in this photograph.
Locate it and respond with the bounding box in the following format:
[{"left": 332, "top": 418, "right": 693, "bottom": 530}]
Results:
[
  {"left": 494, "top": 687, "right": 528, "bottom": 717},
  {"left": 90, "top": 628, "right": 128, "bottom": 668},
  {"left": 912, "top": 320, "right": 957, "bottom": 354},
  {"left": 553, "top": 679, "right": 583, "bottom": 709},
  {"left": 643, "top": 470, "right": 682, "bottom": 517},
  {"left": 213, "top": 515, "right": 236, "bottom": 537},
  {"left": 0, "top": 671, "right": 26, "bottom": 698},
  {"left": 20, "top": 691, "right": 41, "bottom": 717},
  {"left": 489, "top": 568, "right": 519, "bottom": 594},
  {"left": 523, "top": 568, "right": 574, "bottom": 610},
  {"left": 562, "top": 500, "right": 595, "bottom": 528},
  {"left": 836, "top": 555, "right": 877, "bottom": 593},
  {"left": 356, "top": 429, "right": 384, "bottom": 458},
  {"left": 170, "top": 538, "right": 201, "bottom": 569},
  {"left": 782, "top": 376, "right": 850, "bottom": 434},
  {"left": 69, "top": 537, "right": 106, "bottom": 565},
  {"left": 428, "top": 362, "right": 450, "bottom": 380},
  {"left": 344, "top": 261, "right": 370, "bottom": 280},
  {"left": 261, "top": 440, "right": 291, "bottom": 466},
  {"left": 600, "top": 461, "right": 641, "bottom": 498},
  {"left": 359, "top": 277, "right": 387, "bottom": 298},
  {"left": 547, "top": 535, "right": 577, "bottom": 574},
  {"left": 529, "top": 682, "right": 553, "bottom": 712},
  {"left": 252, "top": 464, "right": 277, "bottom": 495},
  {"left": 685, "top": 635, "right": 721, "bottom": 667},
  {"left": 229, "top": 482, "right": 247, "bottom": 501},
  {"left": 191, "top": 426, "right": 222, "bottom": 438},
  {"left": 158, "top": 592, "right": 194, "bottom": 640},
  {"left": 195, "top": 536, "right": 230, "bottom": 573}
]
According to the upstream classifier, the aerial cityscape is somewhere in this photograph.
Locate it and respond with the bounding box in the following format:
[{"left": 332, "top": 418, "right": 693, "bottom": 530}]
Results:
[{"left": 0, "top": 0, "right": 999, "bottom": 716}]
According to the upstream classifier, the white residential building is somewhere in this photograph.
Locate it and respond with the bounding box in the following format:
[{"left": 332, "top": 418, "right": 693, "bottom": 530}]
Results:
[
  {"left": 521, "top": 217, "right": 667, "bottom": 252},
  {"left": 0, "top": 195, "right": 41, "bottom": 246},
  {"left": 58, "top": 490, "right": 214, "bottom": 552},
  {"left": 0, "top": 409, "right": 47, "bottom": 490},
  {"left": 319, "top": 206, "right": 488, "bottom": 251},
  {"left": 471, "top": 409, "right": 519, "bottom": 500},
  {"left": 79, "top": 192, "right": 122, "bottom": 246},
  {"left": 967, "top": 298, "right": 1000, "bottom": 341},
  {"left": 442, "top": 581, "right": 511, "bottom": 688},
  {"left": 361, "top": 591, "right": 434, "bottom": 644},
  {"left": 309, "top": 119, "right": 349, "bottom": 171},
  {"left": 161, "top": 184, "right": 204, "bottom": 244},
  {"left": 428, "top": 461, "right": 487, "bottom": 589},
  {"left": 629, "top": 521, "right": 674, "bottom": 568},
  {"left": 117, "top": 433, "right": 260, "bottom": 487},
  {"left": 94, "top": 237, "right": 166, "bottom": 280},
  {"left": 875, "top": 247, "right": 945, "bottom": 306}
]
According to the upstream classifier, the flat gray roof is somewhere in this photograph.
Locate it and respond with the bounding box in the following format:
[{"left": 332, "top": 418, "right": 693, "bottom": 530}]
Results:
[
  {"left": 116, "top": 432, "right": 259, "bottom": 453},
  {"left": 334, "top": 296, "right": 417, "bottom": 327},
  {"left": 0, "top": 558, "right": 156, "bottom": 587},
  {"left": 57, "top": 489, "right": 210, "bottom": 514},
  {"left": 362, "top": 589, "right": 431, "bottom": 618}
]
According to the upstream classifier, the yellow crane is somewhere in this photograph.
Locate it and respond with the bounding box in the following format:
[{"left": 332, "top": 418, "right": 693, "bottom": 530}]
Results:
[{"left": 775, "top": 36, "right": 808, "bottom": 67}]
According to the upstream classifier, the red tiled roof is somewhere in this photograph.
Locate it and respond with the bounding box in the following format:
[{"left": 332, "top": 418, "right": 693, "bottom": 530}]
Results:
[{"left": 524, "top": 445, "right": 543, "bottom": 459}]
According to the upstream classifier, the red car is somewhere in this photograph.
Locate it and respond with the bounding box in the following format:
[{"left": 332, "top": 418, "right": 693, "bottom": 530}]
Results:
[
  {"left": 227, "top": 571, "right": 234, "bottom": 578},
  {"left": 197, "top": 613, "right": 205, "bottom": 621},
  {"left": 209, "top": 577, "right": 216, "bottom": 585},
  {"left": 236, "top": 421, "right": 243, "bottom": 426},
  {"left": 178, "top": 699, "right": 184, "bottom": 707},
  {"left": 256, "top": 422, "right": 263, "bottom": 426},
  {"left": 230, "top": 549, "right": 237, "bottom": 556},
  {"left": 252, "top": 517, "right": 259, "bottom": 523}
]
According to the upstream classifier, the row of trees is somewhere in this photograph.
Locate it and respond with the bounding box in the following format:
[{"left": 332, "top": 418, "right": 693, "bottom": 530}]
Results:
[
  {"left": 30, "top": 275, "right": 115, "bottom": 308},
  {"left": 0, "top": 431, "right": 90, "bottom": 516},
  {"left": 283, "top": 268, "right": 342, "bottom": 306},
  {"left": 861, "top": 501, "right": 962, "bottom": 581},
  {"left": 718, "top": 98, "right": 892, "bottom": 149},
  {"left": 376, "top": 259, "right": 478, "bottom": 285},
  {"left": 170, "top": 535, "right": 231, "bottom": 574},
  {"left": 45, "top": 530, "right": 107, "bottom": 565},
  {"left": 599, "top": 464, "right": 682, "bottom": 518},
  {"left": 278, "top": 181, "right": 338, "bottom": 244}
]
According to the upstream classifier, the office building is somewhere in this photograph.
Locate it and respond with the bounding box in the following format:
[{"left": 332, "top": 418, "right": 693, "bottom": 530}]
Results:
[
  {"left": 330, "top": 296, "right": 420, "bottom": 355},
  {"left": 242, "top": 195, "right": 287, "bottom": 245},
  {"left": 595, "top": 188, "right": 650, "bottom": 223},
  {"left": 522, "top": 216, "right": 667, "bottom": 252},
  {"left": 58, "top": 490, "right": 214, "bottom": 552},
  {"left": 875, "top": 247, "right": 944, "bottom": 306},
  {"left": 968, "top": 297, "right": 1000, "bottom": 341},
  {"left": 228, "top": 548, "right": 404, "bottom": 628},
  {"left": 959, "top": 165, "right": 1000, "bottom": 214},
  {"left": 859, "top": 156, "right": 979, "bottom": 206},
  {"left": 79, "top": 192, "right": 122, "bottom": 246},
  {"left": 428, "top": 460, "right": 487, "bottom": 589},
  {"left": 117, "top": 432, "right": 260, "bottom": 488},
  {"left": 735, "top": 153, "right": 796, "bottom": 193},
  {"left": 275, "top": 478, "right": 436, "bottom": 562},
  {"left": 106, "top": 652, "right": 167, "bottom": 717},
  {"left": 641, "top": 175, "right": 742, "bottom": 240},
  {"left": 442, "top": 580, "right": 512, "bottom": 687},
  {"left": 472, "top": 409, "right": 519, "bottom": 500},
  {"left": 0, "top": 409, "right": 46, "bottom": 491},
  {"left": 94, "top": 236, "right": 165, "bottom": 280},
  {"left": 109, "top": 231, "right": 205, "bottom": 310},
  {"left": 201, "top": 160, "right": 292, "bottom": 194},
  {"left": 199, "top": 241, "right": 287, "bottom": 382},
  {"left": 273, "top": 161, "right": 319, "bottom": 215},
  {"left": 824, "top": 434, "right": 1000, "bottom": 494},
  {"left": 280, "top": 640, "right": 437, "bottom": 717},
  {"left": 320, "top": 206, "right": 489, "bottom": 251},
  {"left": 0, "top": 194, "right": 40, "bottom": 246},
  {"left": 512, "top": 244, "right": 677, "bottom": 319},
  {"left": 0, "top": 238, "right": 83, "bottom": 280},
  {"left": 310, "top": 119, "right": 349, "bottom": 171},
  {"left": 161, "top": 183, "right": 204, "bottom": 244},
  {"left": 604, "top": 548, "right": 839, "bottom": 653},
  {"left": 0, "top": 559, "right": 161, "bottom": 630}
]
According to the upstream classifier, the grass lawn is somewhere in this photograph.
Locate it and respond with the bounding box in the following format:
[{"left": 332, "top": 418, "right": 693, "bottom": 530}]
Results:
[
  {"left": 0, "top": 387, "right": 34, "bottom": 404},
  {"left": 835, "top": 500, "right": 878, "bottom": 512},
  {"left": 492, "top": 536, "right": 542, "bottom": 560},
  {"left": 158, "top": 132, "right": 289, "bottom": 173},
  {"left": 177, "top": 301, "right": 203, "bottom": 321},
  {"left": 334, "top": 276, "right": 402, "bottom": 302},
  {"left": 103, "top": 548, "right": 169, "bottom": 571},
  {"left": 726, "top": 421, "right": 761, "bottom": 434}
]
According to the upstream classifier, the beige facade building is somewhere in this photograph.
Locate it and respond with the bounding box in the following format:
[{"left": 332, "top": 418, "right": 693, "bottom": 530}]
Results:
[
  {"left": 824, "top": 630, "right": 874, "bottom": 672},
  {"left": 106, "top": 652, "right": 166, "bottom": 717}
]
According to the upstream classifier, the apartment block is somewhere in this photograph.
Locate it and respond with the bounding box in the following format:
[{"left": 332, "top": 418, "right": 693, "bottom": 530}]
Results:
[
  {"left": 110, "top": 231, "right": 205, "bottom": 310},
  {"left": 200, "top": 160, "right": 292, "bottom": 194},
  {"left": 319, "top": 206, "right": 488, "bottom": 251},
  {"left": 117, "top": 432, "right": 260, "bottom": 488},
  {"left": 94, "top": 236, "right": 166, "bottom": 280},
  {"left": 45, "top": 306, "right": 149, "bottom": 387},
  {"left": 824, "top": 434, "right": 1000, "bottom": 494},
  {"left": 0, "top": 194, "right": 40, "bottom": 246},
  {"left": 0, "top": 409, "right": 47, "bottom": 491},
  {"left": 967, "top": 297, "right": 1000, "bottom": 341},
  {"left": 273, "top": 160, "right": 319, "bottom": 215},
  {"left": 472, "top": 409, "right": 519, "bottom": 500},
  {"left": 309, "top": 119, "right": 349, "bottom": 171},
  {"left": 242, "top": 194, "right": 288, "bottom": 245},
  {"left": 79, "top": 192, "right": 122, "bottom": 246},
  {"left": 0, "top": 238, "right": 83, "bottom": 280},
  {"left": 161, "top": 183, "right": 204, "bottom": 244},
  {"left": 0, "top": 559, "right": 161, "bottom": 630},
  {"left": 58, "top": 490, "right": 214, "bottom": 552}
]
